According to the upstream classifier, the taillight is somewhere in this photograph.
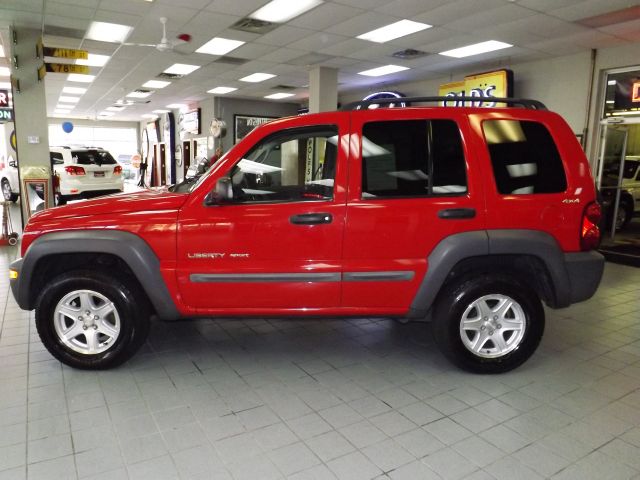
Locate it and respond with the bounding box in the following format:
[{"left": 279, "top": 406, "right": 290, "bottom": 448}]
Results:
[
  {"left": 581, "top": 201, "right": 602, "bottom": 251},
  {"left": 113, "top": 165, "right": 122, "bottom": 175},
  {"left": 64, "top": 166, "right": 85, "bottom": 176}
]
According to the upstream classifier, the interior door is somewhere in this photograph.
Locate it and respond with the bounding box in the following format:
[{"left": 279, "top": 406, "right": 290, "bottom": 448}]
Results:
[
  {"left": 597, "top": 125, "right": 628, "bottom": 238},
  {"left": 342, "top": 109, "right": 486, "bottom": 313},
  {"left": 176, "top": 113, "right": 349, "bottom": 312}
]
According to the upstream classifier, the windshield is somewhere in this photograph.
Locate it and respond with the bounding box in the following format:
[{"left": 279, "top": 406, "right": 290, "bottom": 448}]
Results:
[
  {"left": 72, "top": 150, "right": 117, "bottom": 166},
  {"left": 168, "top": 151, "right": 229, "bottom": 193}
]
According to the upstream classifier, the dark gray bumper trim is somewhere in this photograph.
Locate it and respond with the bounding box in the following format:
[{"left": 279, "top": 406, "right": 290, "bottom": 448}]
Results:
[
  {"left": 343, "top": 271, "right": 414, "bottom": 282},
  {"left": 190, "top": 272, "right": 341, "bottom": 283}
]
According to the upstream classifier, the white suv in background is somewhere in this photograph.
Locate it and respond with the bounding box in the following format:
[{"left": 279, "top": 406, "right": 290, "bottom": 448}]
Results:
[
  {"left": 50, "top": 147, "right": 124, "bottom": 204},
  {"left": 0, "top": 154, "right": 20, "bottom": 202}
]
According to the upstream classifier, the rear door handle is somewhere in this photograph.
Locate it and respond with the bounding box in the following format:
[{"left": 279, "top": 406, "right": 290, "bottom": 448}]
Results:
[
  {"left": 290, "top": 213, "right": 333, "bottom": 225},
  {"left": 438, "top": 208, "right": 476, "bottom": 219}
]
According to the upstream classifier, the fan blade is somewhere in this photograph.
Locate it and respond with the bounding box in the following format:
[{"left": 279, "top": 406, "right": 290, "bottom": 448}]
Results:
[{"left": 122, "top": 43, "right": 157, "bottom": 47}]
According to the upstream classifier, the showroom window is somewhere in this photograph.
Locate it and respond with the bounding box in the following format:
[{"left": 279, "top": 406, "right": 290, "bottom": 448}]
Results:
[
  {"left": 361, "top": 119, "right": 467, "bottom": 198},
  {"left": 482, "top": 120, "right": 567, "bottom": 194},
  {"left": 227, "top": 126, "right": 338, "bottom": 203},
  {"left": 48, "top": 125, "right": 138, "bottom": 160}
]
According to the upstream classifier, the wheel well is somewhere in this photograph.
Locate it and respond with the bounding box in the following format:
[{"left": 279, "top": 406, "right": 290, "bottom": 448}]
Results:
[
  {"left": 30, "top": 253, "right": 152, "bottom": 312},
  {"left": 439, "top": 255, "right": 556, "bottom": 307},
  {"left": 620, "top": 192, "right": 634, "bottom": 210}
]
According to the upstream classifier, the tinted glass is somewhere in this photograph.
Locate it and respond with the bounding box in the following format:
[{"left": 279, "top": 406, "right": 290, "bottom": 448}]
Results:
[
  {"left": 227, "top": 126, "right": 338, "bottom": 203},
  {"left": 361, "top": 119, "right": 467, "bottom": 198},
  {"left": 72, "top": 150, "right": 116, "bottom": 165},
  {"left": 622, "top": 159, "right": 639, "bottom": 179},
  {"left": 50, "top": 152, "right": 64, "bottom": 165},
  {"left": 483, "top": 120, "right": 567, "bottom": 194}
]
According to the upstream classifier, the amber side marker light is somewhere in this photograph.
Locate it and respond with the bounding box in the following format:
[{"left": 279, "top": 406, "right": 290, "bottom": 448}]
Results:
[{"left": 9, "top": 269, "right": 18, "bottom": 280}]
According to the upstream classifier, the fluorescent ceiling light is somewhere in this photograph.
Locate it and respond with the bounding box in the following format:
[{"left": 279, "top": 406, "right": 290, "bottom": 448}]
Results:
[
  {"left": 439, "top": 40, "right": 512, "bottom": 58},
  {"left": 153, "top": 109, "right": 170, "bottom": 113},
  {"left": 142, "top": 80, "right": 170, "bottom": 89},
  {"left": 607, "top": 80, "right": 617, "bottom": 86},
  {"left": 142, "top": 114, "right": 158, "bottom": 119},
  {"left": 86, "top": 21, "right": 133, "bottom": 43},
  {"left": 358, "top": 65, "right": 409, "bottom": 77},
  {"left": 76, "top": 54, "right": 110, "bottom": 67},
  {"left": 68, "top": 74, "right": 95, "bottom": 83},
  {"left": 98, "top": 111, "right": 115, "bottom": 116},
  {"left": 0, "top": 82, "right": 11, "bottom": 89},
  {"left": 163, "top": 63, "right": 200, "bottom": 75},
  {"left": 59, "top": 96, "right": 81, "bottom": 103},
  {"left": 106, "top": 106, "right": 126, "bottom": 111},
  {"left": 54, "top": 109, "right": 72, "bottom": 114},
  {"left": 250, "top": 0, "right": 323, "bottom": 23},
  {"left": 0, "top": 67, "right": 10, "bottom": 77},
  {"left": 196, "top": 37, "right": 245, "bottom": 56},
  {"left": 0, "top": 45, "right": 5, "bottom": 57},
  {"left": 55, "top": 104, "right": 74, "bottom": 110},
  {"left": 357, "top": 20, "right": 431, "bottom": 43},
  {"left": 265, "top": 93, "right": 295, "bottom": 99},
  {"left": 208, "top": 86, "right": 237, "bottom": 94},
  {"left": 166, "top": 103, "right": 187, "bottom": 109},
  {"left": 240, "top": 73, "right": 276, "bottom": 83},
  {"left": 62, "top": 86, "right": 87, "bottom": 95},
  {"left": 126, "top": 91, "right": 153, "bottom": 98}
]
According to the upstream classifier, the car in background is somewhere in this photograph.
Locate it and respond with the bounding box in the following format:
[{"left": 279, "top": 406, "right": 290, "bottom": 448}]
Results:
[
  {"left": 0, "top": 154, "right": 20, "bottom": 202},
  {"left": 601, "top": 156, "right": 640, "bottom": 230},
  {"left": 50, "top": 146, "right": 124, "bottom": 205}
]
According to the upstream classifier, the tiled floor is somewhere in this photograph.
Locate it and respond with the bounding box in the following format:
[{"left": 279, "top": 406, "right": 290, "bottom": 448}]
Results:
[{"left": 1, "top": 244, "right": 639, "bottom": 480}]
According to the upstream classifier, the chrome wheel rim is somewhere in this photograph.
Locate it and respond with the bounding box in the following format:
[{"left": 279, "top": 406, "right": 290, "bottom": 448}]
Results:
[
  {"left": 459, "top": 294, "right": 526, "bottom": 358},
  {"left": 615, "top": 208, "right": 627, "bottom": 230},
  {"left": 2, "top": 182, "right": 11, "bottom": 199},
  {"left": 53, "top": 289, "right": 121, "bottom": 355}
]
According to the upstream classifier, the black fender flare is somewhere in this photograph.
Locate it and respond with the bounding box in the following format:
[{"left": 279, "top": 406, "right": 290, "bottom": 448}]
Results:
[{"left": 10, "top": 230, "right": 180, "bottom": 320}]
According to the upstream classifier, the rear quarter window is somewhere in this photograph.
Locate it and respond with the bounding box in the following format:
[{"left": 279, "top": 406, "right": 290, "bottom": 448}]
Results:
[
  {"left": 482, "top": 120, "right": 567, "bottom": 195},
  {"left": 72, "top": 150, "right": 117, "bottom": 166}
]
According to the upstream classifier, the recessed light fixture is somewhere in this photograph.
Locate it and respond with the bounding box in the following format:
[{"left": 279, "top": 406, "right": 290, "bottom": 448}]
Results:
[
  {"left": 68, "top": 74, "right": 95, "bottom": 83},
  {"left": 126, "top": 90, "right": 153, "bottom": 98},
  {"left": 208, "top": 86, "right": 237, "bottom": 94},
  {"left": 196, "top": 37, "right": 245, "bottom": 56},
  {"left": 0, "top": 67, "right": 10, "bottom": 77},
  {"left": 142, "top": 80, "right": 171, "bottom": 89},
  {"left": 76, "top": 54, "right": 110, "bottom": 67},
  {"left": 166, "top": 103, "right": 187, "bottom": 109},
  {"left": 152, "top": 109, "right": 171, "bottom": 114},
  {"left": 98, "top": 111, "right": 115, "bottom": 116},
  {"left": 439, "top": 40, "right": 512, "bottom": 58},
  {"left": 265, "top": 93, "right": 295, "bottom": 99},
  {"left": 358, "top": 65, "right": 409, "bottom": 77},
  {"left": 249, "top": 0, "right": 323, "bottom": 23},
  {"left": 62, "top": 86, "right": 87, "bottom": 95},
  {"left": 142, "top": 114, "right": 158, "bottom": 119},
  {"left": 240, "top": 73, "right": 276, "bottom": 83},
  {"left": 163, "top": 63, "right": 200, "bottom": 75},
  {"left": 357, "top": 20, "right": 431, "bottom": 43},
  {"left": 59, "top": 96, "right": 81, "bottom": 103},
  {"left": 86, "top": 21, "right": 133, "bottom": 43},
  {"left": 106, "top": 106, "right": 126, "bottom": 111}
]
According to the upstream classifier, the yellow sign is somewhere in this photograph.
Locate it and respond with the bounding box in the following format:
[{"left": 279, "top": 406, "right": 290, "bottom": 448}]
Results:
[
  {"left": 45, "top": 63, "right": 90, "bottom": 75},
  {"left": 43, "top": 46, "right": 88, "bottom": 60},
  {"left": 38, "top": 64, "right": 46, "bottom": 81},
  {"left": 439, "top": 69, "right": 513, "bottom": 106}
]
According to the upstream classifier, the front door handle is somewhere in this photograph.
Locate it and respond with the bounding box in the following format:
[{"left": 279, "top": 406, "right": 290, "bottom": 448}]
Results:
[
  {"left": 290, "top": 213, "right": 333, "bottom": 225},
  {"left": 438, "top": 208, "right": 476, "bottom": 219}
]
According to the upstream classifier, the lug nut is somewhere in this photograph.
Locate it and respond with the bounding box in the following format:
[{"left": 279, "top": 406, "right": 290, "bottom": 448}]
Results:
[
  {"left": 78, "top": 316, "right": 83, "bottom": 321},
  {"left": 481, "top": 325, "right": 486, "bottom": 331},
  {"left": 483, "top": 316, "right": 488, "bottom": 321},
  {"left": 489, "top": 330, "right": 494, "bottom": 336},
  {"left": 94, "top": 315, "right": 99, "bottom": 320},
  {"left": 493, "top": 316, "right": 498, "bottom": 320},
  {"left": 497, "top": 324, "right": 502, "bottom": 329},
  {"left": 93, "top": 325, "right": 98, "bottom": 330},
  {"left": 82, "top": 325, "right": 88, "bottom": 330}
]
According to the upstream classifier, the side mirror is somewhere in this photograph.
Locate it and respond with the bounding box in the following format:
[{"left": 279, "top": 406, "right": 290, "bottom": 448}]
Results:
[{"left": 205, "top": 177, "right": 233, "bottom": 205}]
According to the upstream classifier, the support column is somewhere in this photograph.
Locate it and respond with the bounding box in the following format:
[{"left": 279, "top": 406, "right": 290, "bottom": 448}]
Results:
[
  {"left": 308, "top": 66, "right": 338, "bottom": 113},
  {"left": 7, "top": 27, "right": 52, "bottom": 223}
]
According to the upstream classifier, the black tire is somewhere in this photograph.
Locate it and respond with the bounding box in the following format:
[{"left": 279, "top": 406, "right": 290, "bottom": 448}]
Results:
[
  {"left": 35, "top": 270, "right": 150, "bottom": 369},
  {"left": 432, "top": 274, "right": 544, "bottom": 374},
  {"left": 2, "top": 179, "right": 18, "bottom": 202},
  {"left": 615, "top": 198, "right": 633, "bottom": 230}
]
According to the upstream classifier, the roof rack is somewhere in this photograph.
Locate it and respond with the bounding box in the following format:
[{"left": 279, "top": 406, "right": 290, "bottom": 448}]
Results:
[{"left": 340, "top": 96, "right": 547, "bottom": 111}]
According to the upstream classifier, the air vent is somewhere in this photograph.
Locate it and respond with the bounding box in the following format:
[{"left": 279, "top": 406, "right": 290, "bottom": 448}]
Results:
[
  {"left": 157, "top": 72, "right": 184, "bottom": 79},
  {"left": 43, "top": 25, "right": 86, "bottom": 39},
  {"left": 273, "top": 84, "right": 297, "bottom": 90},
  {"left": 231, "top": 17, "right": 279, "bottom": 34},
  {"left": 132, "top": 89, "right": 151, "bottom": 95},
  {"left": 391, "top": 48, "right": 429, "bottom": 60},
  {"left": 214, "top": 56, "right": 248, "bottom": 65}
]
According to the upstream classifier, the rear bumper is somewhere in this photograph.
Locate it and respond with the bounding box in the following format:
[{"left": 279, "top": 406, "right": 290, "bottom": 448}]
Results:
[{"left": 564, "top": 251, "right": 604, "bottom": 304}]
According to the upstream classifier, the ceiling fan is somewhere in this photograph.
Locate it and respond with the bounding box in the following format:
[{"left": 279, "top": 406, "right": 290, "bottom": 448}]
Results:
[{"left": 123, "top": 17, "right": 191, "bottom": 53}]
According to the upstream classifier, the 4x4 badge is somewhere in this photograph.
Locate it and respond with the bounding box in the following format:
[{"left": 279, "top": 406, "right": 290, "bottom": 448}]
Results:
[{"left": 562, "top": 198, "right": 580, "bottom": 204}]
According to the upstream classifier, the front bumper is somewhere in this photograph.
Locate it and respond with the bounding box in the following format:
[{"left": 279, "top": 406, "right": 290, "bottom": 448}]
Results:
[{"left": 9, "top": 258, "right": 27, "bottom": 310}]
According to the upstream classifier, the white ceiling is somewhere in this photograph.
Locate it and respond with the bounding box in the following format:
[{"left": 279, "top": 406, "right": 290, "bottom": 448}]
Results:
[{"left": 0, "top": 0, "right": 639, "bottom": 121}]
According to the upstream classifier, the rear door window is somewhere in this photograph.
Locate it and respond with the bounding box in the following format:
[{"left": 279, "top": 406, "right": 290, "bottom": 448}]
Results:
[{"left": 482, "top": 120, "right": 567, "bottom": 194}]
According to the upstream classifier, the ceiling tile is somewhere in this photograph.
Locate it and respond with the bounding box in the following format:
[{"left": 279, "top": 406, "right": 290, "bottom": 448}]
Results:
[
  {"left": 516, "top": 0, "right": 583, "bottom": 12},
  {"left": 287, "top": 32, "right": 351, "bottom": 52},
  {"left": 325, "top": 11, "right": 400, "bottom": 37},
  {"left": 446, "top": 5, "right": 537, "bottom": 33},
  {"left": 412, "top": 0, "right": 506, "bottom": 26},
  {"left": 204, "top": 0, "right": 267, "bottom": 17},
  {"left": 256, "top": 26, "right": 317, "bottom": 47},
  {"left": 318, "top": 38, "right": 370, "bottom": 57},
  {"left": 289, "top": 3, "right": 365, "bottom": 30},
  {"left": 97, "top": 0, "right": 152, "bottom": 16},
  {"left": 600, "top": 18, "right": 640, "bottom": 41},
  {"left": 373, "top": 0, "right": 450, "bottom": 17},
  {"left": 232, "top": 42, "right": 278, "bottom": 60},
  {"left": 45, "top": 1, "right": 96, "bottom": 19},
  {"left": 550, "top": 0, "right": 640, "bottom": 21}
]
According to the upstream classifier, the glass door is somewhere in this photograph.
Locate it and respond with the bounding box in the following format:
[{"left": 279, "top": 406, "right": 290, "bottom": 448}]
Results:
[{"left": 597, "top": 124, "right": 628, "bottom": 238}]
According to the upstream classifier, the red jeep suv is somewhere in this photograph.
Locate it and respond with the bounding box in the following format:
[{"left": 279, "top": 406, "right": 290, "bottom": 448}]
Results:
[{"left": 9, "top": 97, "right": 604, "bottom": 373}]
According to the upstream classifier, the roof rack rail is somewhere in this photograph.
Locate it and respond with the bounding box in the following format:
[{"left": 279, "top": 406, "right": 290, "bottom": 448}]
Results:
[{"left": 340, "top": 96, "right": 547, "bottom": 111}]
